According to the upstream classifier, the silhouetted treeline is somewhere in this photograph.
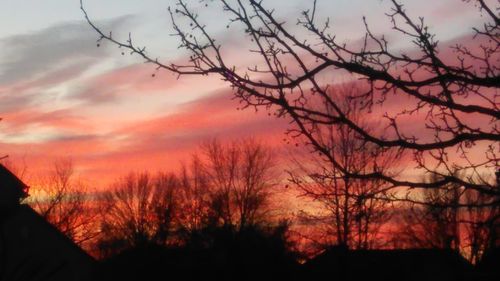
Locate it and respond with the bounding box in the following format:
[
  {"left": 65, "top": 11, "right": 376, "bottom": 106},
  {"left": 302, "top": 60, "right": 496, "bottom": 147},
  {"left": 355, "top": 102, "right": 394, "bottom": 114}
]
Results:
[
  {"left": 92, "top": 138, "right": 280, "bottom": 258},
  {"left": 3, "top": 137, "right": 499, "bottom": 269}
]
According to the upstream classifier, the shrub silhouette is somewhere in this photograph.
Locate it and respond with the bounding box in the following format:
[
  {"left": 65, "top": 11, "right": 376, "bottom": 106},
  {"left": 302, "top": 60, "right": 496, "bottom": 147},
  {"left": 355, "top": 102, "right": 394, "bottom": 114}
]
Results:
[{"left": 99, "top": 225, "right": 300, "bottom": 281}]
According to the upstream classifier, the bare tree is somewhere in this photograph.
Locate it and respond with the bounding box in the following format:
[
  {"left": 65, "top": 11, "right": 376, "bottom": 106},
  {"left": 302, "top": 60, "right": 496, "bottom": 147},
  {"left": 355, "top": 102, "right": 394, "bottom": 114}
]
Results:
[
  {"left": 177, "top": 155, "right": 211, "bottom": 233},
  {"left": 150, "top": 172, "right": 179, "bottom": 244},
  {"left": 396, "top": 171, "right": 500, "bottom": 262},
  {"left": 289, "top": 89, "right": 396, "bottom": 249},
  {"left": 461, "top": 172, "right": 500, "bottom": 263},
  {"left": 29, "top": 158, "right": 98, "bottom": 247},
  {"left": 201, "top": 138, "right": 277, "bottom": 230},
  {"left": 462, "top": 189, "right": 494, "bottom": 263},
  {"left": 98, "top": 171, "right": 178, "bottom": 255},
  {"left": 397, "top": 180, "right": 462, "bottom": 250},
  {"left": 81, "top": 0, "right": 499, "bottom": 202}
]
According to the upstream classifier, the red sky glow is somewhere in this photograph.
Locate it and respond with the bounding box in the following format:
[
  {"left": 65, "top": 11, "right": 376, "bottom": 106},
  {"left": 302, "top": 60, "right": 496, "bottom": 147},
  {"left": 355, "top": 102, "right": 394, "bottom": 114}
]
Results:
[{"left": 0, "top": 0, "right": 492, "bottom": 188}]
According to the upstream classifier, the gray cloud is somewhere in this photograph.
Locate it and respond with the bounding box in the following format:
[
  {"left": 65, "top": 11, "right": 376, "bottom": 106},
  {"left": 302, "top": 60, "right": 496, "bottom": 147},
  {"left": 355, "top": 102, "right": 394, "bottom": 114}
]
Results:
[
  {"left": 0, "top": 16, "right": 134, "bottom": 116},
  {"left": 0, "top": 16, "right": 131, "bottom": 85}
]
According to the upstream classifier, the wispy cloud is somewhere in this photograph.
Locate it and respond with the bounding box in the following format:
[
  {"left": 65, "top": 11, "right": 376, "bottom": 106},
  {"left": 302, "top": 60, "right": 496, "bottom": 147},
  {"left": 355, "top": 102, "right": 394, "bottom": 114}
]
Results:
[
  {"left": 0, "top": 0, "right": 485, "bottom": 186},
  {"left": 0, "top": 16, "right": 131, "bottom": 111}
]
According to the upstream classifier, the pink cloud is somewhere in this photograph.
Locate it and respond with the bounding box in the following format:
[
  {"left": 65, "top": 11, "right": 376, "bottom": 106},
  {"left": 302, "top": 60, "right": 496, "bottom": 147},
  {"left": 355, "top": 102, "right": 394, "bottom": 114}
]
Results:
[
  {"left": 1, "top": 25, "right": 493, "bottom": 188},
  {"left": 1, "top": 108, "right": 92, "bottom": 134},
  {"left": 1, "top": 88, "right": 289, "bottom": 186}
]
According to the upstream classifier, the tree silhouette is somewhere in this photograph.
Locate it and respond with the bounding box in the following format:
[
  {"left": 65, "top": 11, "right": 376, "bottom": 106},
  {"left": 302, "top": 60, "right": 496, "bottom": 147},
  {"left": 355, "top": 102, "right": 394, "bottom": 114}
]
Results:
[
  {"left": 201, "top": 138, "right": 277, "bottom": 230},
  {"left": 29, "top": 158, "right": 99, "bottom": 247},
  {"left": 178, "top": 138, "right": 277, "bottom": 233},
  {"left": 397, "top": 174, "right": 462, "bottom": 250},
  {"left": 290, "top": 86, "right": 396, "bottom": 250},
  {"left": 177, "top": 154, "right": 211, "bottom": 234},
  {"left": 98, "top": 172, "right": 178, "bottom": 256},
  {"left": 462, "top": 180, "right": 500, "bottom": 263},
  {"left": 81, "top": 0, "right": 499, "bottom": 203},
  {"left": 395, "top": 171, "right": 500, "bottom": 262}
]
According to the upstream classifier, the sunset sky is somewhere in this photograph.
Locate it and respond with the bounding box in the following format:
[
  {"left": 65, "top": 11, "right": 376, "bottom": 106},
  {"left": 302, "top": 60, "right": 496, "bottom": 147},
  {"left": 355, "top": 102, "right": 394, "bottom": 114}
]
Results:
[{"left": 0, "top": 0, "right": 487, "bottom": 187}]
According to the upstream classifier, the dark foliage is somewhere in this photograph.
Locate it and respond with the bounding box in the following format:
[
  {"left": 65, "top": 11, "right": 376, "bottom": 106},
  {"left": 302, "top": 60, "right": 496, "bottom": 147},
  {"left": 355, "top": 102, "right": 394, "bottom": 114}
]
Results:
[
  {"left": 99, "top": 225, "right": 300, "bottom": 281},
  {"left": 475, "top": 247, "right": 500, "bottom": 280}
]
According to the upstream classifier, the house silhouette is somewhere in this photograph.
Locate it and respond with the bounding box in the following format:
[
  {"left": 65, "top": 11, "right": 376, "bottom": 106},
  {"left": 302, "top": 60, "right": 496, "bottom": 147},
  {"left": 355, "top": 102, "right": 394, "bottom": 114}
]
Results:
[
  {"left": 304, "top": 245, "right": 474, "bottom": 281},
  {"left": 0, "top": 164, "right": 96, "bottom": 281}
]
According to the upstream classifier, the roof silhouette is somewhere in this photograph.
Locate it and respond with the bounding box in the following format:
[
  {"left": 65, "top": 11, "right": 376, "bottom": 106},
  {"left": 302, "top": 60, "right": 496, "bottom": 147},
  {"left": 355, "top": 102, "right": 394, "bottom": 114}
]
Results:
[
  {"left": 0, "top": 163, "right": 28, "bottom": 208},
  {"left": 0, "top": 164, "right": 96, "bottom": 280},
  {"left": 1, "top": 205, "right": 96, "bottom": 280},
  {"left": 305, "top": 246, "right": 473, "bottom": 281}
]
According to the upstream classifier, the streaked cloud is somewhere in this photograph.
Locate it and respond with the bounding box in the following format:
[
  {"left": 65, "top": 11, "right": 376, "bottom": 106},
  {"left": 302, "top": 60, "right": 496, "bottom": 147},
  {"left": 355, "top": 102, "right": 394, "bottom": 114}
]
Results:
[{"left": 0, "top": 0, "right": 487, "bottom": 187}]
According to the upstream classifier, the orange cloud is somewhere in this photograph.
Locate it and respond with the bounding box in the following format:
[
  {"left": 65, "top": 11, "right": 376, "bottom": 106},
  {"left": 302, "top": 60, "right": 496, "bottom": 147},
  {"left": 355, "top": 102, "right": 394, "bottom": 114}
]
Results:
[
  {"left": 1, "top": 87, "right": 289, "bottom": 187},
  {"left": 1, "top": 28, "right": 492, "bottom": 188}
]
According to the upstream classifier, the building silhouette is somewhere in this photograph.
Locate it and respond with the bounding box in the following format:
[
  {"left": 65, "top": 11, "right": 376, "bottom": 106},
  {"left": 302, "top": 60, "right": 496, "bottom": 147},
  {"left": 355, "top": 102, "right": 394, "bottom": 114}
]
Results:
[
  {"left": 0, "top": 164, "right": 96, "bottom": 281},
  {"left": 304, "top": 245, "right": 473, "bottom": 281}
]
